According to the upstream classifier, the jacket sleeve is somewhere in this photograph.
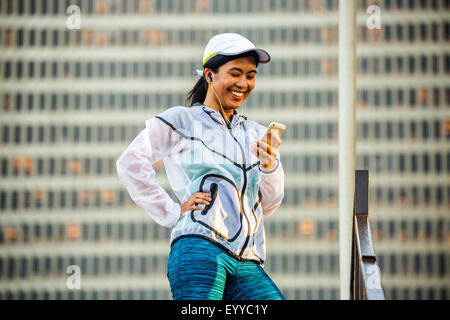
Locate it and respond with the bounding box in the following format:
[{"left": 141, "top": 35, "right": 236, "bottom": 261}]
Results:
[
  {"left": 258, "top": 156, "right": 285, "bottom": 216},
  {"left": 116, "top": 116, "right": 181, "bottom": 228}
]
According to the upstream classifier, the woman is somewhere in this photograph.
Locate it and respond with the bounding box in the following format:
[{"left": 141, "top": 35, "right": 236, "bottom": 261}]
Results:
[{"left": 116, "top": 33, "right": 285, "bottom": 300}]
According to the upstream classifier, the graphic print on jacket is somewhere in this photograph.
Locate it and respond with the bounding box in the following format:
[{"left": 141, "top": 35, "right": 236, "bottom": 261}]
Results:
[
  {"left": 165, "top": 107, "right": 263, "bottom": 262},
  {"left": 116, "top": 103, "right": 285, "bottom": 265},
  {"left": 191, "top": 176, "right": 243, "bottom": 242}
]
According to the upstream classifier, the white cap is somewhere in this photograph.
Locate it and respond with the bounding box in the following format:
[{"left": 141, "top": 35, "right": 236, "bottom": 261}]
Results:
[{"left": 202, "top": 33, "right": 271, "bottom": 66}]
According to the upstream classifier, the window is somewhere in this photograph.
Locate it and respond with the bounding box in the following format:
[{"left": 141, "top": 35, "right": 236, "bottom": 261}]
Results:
[
  {"left": 408, "top": 24, "right": 415, "bottom": 42},
  {"left": 408, "top": 56, "right": 415, "bottom": 73},
  {"left": 396, "top": 24, "right": 403, "bottom": 41},
  {"left": 384, "top": 25, "right": 392, "bottom": 42},
  {"left": 434, "top": 153, "right": 442, "bottom": 173},
  {"left": 409, "top": 89, "right": 417, "bottom": 107}
]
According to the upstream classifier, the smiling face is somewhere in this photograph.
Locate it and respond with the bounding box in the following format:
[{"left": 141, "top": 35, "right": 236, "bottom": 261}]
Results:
[{"left": 203, "top": 55, "right": 257, "bottom": 113}]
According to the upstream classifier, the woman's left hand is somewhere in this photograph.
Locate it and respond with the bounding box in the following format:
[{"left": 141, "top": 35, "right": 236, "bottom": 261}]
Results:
[{"left": 250, "top": 132, "right": 282, "bottom": 170}]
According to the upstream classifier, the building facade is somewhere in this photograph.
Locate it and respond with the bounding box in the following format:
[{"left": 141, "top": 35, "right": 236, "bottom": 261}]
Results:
[{"left": 0, "top": 0, "right": 448, "bottom": 300}]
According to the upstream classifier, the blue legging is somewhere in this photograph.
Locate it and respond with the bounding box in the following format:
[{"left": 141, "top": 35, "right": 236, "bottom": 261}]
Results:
[{"left": 167, "top": 236, "right": 285, "bottom": 300}]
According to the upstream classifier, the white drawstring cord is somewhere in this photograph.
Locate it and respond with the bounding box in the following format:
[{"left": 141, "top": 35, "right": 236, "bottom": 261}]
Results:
[{"left": 206, "top": 71, "right": 231, "bottom": 126}]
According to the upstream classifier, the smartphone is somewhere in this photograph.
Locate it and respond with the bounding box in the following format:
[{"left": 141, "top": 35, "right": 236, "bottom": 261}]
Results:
[{"left": 260, "top": 122, "right": 286, "bottom": 146}]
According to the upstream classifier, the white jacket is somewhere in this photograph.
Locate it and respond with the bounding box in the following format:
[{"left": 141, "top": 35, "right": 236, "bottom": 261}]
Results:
[{"left": 116, "top": 102, "right": 284, "bottom": 264}]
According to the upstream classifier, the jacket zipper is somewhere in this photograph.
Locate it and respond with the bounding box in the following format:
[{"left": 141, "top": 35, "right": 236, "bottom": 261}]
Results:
[{"left": 224, "top": 122, "right": 252, "bottom": 257}]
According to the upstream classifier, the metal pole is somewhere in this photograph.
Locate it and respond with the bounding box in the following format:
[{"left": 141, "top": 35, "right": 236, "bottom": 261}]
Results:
[{"left": 338, "top": 0, "right": 357, "bottom": 300}]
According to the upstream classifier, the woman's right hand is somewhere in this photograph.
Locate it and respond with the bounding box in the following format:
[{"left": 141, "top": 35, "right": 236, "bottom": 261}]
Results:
[{"left": 180, "top": 192, "right": 212, "bottom": 216}]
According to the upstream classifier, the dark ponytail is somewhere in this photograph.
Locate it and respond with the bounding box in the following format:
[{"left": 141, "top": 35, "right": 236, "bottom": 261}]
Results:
[
  {"left": 184, "top": 67, "right": 217, "bottom": 107},
  {"left": 184, "top": 77, "right": 207, "bottom": 107},
  {"left": 185, "top": 51, "right": 259, "bottom": 107}
]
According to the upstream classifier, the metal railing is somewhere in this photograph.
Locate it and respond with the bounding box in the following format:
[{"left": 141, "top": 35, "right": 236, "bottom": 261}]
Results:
[{"left": 350, "top": 170, "right": 385, "bottom": 300}]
